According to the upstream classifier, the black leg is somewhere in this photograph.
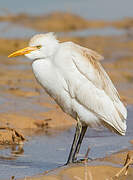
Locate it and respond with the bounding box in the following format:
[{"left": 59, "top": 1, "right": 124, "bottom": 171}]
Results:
[
  {"left": 72, "top": 125, "right": 87, "bottom": 162},
  {"left": 66, "top": 122, "right": 81, "bottom": 164}
]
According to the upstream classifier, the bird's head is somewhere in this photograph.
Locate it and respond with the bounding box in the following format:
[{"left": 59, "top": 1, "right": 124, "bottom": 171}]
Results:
[{"left": 8, "top": 32, "right": 59, "bottom": 60}]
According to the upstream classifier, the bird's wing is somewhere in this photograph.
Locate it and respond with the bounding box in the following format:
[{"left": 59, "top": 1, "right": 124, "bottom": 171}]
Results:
[{"left": 66, "top": 43, "right": 127, "bottom": 135}]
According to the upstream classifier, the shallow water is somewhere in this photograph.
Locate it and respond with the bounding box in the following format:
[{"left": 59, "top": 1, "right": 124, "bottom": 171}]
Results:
[
  {"left": 1, "top": 0, "right": 133, "bottom": 20},
  {"left": 60, "top": 27, "right": 126, "bottom": 37},
  {"left": 0, "top": 22, "right": 37, "bottom": 39},
  {"left": 0, "top": 105, "right": 132, "bottom": 179},
  {"left": 0, "top": 22, "right": 126, "bottom": 39}
]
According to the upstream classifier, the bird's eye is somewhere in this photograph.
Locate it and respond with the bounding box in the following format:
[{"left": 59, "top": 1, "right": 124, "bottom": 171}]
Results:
[{"left": 36, "top": 45, "right": 42, "bottom": 49}]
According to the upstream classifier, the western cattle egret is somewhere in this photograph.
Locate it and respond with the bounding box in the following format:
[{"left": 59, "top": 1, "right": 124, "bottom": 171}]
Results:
[{"left": 8, "top": 32, "right": 127, "bottom": 164}]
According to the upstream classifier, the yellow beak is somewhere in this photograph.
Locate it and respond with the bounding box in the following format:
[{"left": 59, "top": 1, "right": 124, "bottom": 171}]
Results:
[{"left": 8, "top": 46, "right": 38, "bottom": 58}]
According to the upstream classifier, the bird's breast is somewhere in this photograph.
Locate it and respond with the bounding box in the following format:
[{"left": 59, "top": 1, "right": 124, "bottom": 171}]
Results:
[
  {"left": 32, "top": 59, "right": 62, "bottom": 96},
  {"left": 32, "top": 59, "right": 74, "bottom": 116}
]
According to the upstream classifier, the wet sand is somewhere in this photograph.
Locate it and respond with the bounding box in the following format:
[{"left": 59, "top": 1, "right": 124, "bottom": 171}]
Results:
[{"left": 18, "top": 149, "right": 133, "bottom": 180}]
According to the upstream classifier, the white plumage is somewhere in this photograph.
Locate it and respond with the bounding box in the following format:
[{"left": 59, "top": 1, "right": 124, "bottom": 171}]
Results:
[
  {"left": 8, "top": 32, "right": 127, "bottom": 163},
  {"left": 30, "top": 33, "right": 127, "bottom": 135}
]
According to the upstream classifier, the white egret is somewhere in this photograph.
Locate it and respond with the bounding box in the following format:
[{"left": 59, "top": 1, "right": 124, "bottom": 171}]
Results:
[{"left": 8, "top": 32, "right": 127, "bottom": 164}]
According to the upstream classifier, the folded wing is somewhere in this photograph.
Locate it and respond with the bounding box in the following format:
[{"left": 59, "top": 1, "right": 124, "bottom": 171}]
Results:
[{"left": 68, "top": 43, "right": 127, "bottom": 135}]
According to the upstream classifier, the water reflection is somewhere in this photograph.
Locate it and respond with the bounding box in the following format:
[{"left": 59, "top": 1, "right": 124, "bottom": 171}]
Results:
[{"left": 0, "top": 144, "right": 24, "bottom": 160}]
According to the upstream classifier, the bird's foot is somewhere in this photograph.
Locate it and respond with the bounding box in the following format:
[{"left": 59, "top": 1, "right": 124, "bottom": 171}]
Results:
[
  {"left": 65, "top": 157, "right": 93, "bottom": 165},
  {"left": 76, "top": 157, "right": 93, "bottom": 163}
]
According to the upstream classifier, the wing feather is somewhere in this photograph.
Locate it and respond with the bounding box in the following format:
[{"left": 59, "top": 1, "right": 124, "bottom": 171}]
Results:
[{"left": 67, "top": 43, "right": 127, "bottom": 135}]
